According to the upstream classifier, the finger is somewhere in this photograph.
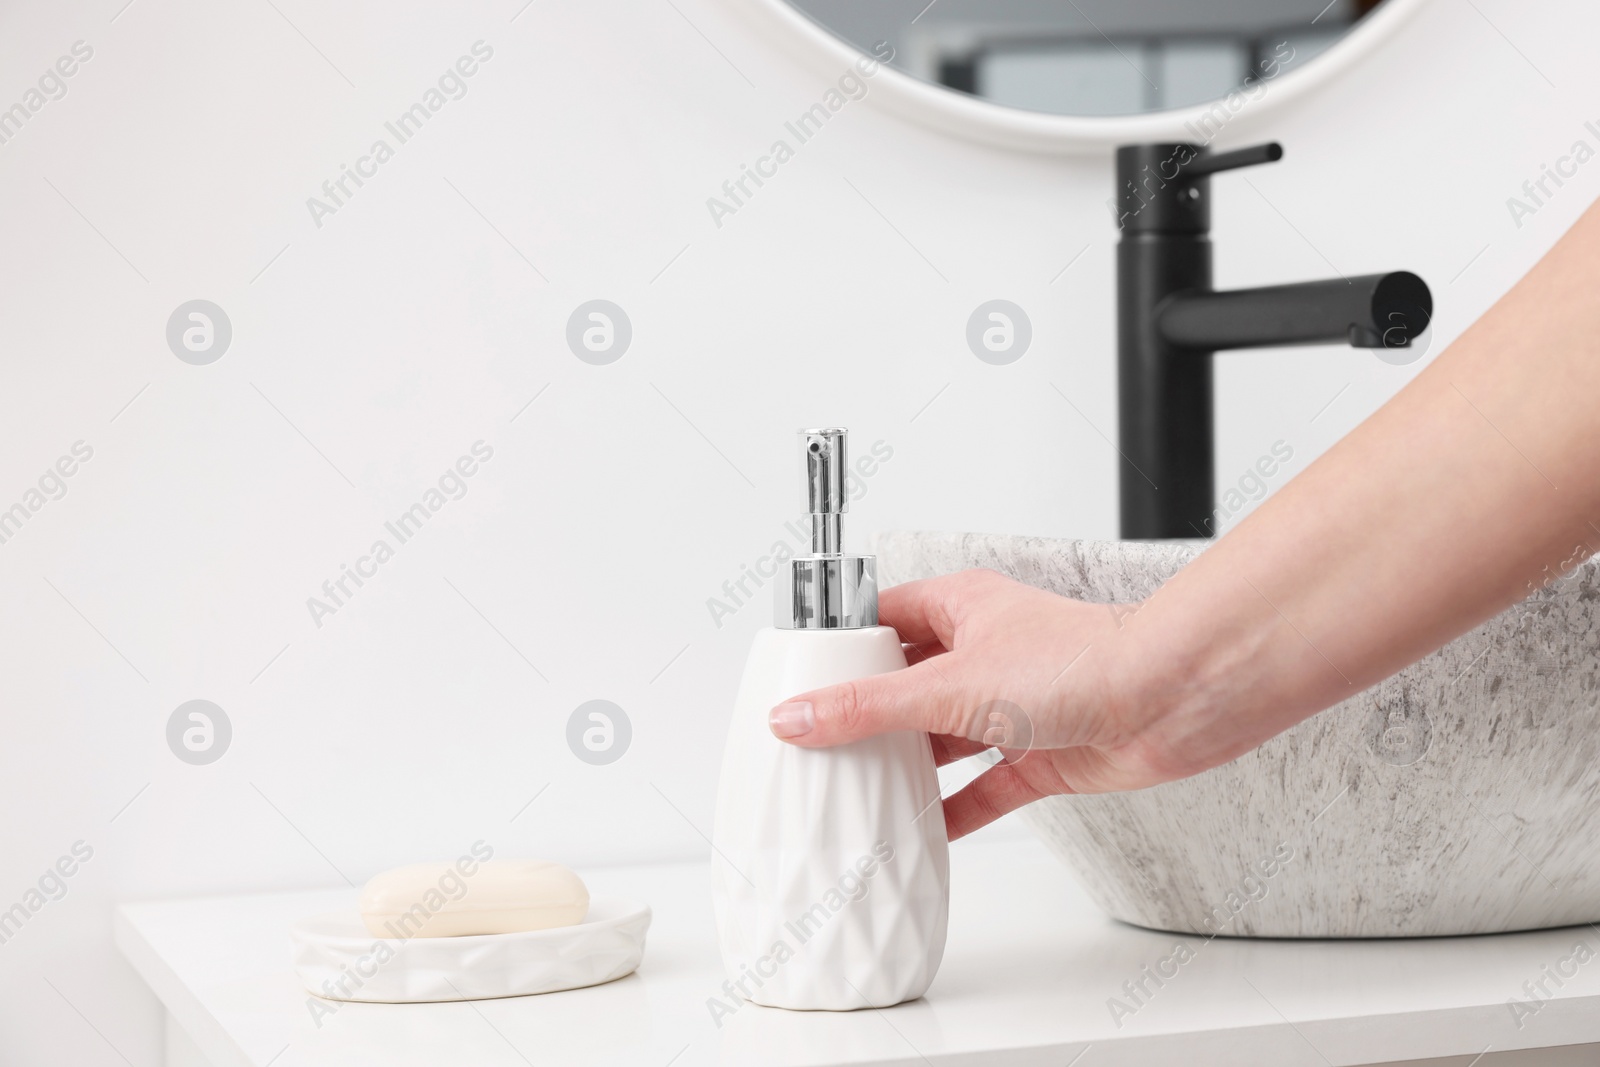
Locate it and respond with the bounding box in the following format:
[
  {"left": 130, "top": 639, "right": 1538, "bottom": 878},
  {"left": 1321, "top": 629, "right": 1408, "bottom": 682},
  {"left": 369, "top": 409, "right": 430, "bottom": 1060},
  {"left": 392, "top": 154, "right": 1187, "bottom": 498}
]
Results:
[
  {"left": 939, "top": 761, "right": 1059, "bottom": 841},
  {"left": 878, "top": 575, "right": 968, "bottom": 649},
  {"left": 769, "top": 656, "right": 972, "bottom": 747},
  {"left": 903, "top": 640, "right": 949, "bottom": 667},
  {"left": 930, "top": 734, "right": 988, "bottom": 768}
]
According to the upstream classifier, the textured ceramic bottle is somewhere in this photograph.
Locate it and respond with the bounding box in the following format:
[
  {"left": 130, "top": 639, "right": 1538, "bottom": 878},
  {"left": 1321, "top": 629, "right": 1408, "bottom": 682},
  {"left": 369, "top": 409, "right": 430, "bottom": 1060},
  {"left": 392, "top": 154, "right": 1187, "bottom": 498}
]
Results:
[{"left": 711, "top": 428, "right": 949, "bottom": 1011}]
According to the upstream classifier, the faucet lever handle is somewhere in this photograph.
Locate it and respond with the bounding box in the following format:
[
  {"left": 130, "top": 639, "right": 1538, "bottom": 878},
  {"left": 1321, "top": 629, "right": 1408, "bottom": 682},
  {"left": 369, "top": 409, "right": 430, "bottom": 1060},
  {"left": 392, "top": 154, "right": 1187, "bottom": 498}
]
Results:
[{"left": 1182, "top": 142, "right": 1283, "bottom": 179}]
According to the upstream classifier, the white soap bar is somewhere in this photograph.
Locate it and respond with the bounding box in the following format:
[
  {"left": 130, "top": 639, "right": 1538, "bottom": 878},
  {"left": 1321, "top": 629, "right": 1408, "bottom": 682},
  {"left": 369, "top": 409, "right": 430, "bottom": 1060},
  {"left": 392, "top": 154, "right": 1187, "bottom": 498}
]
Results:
[{"left": 359, "top": 860, "right": 589, "bottom": 938}]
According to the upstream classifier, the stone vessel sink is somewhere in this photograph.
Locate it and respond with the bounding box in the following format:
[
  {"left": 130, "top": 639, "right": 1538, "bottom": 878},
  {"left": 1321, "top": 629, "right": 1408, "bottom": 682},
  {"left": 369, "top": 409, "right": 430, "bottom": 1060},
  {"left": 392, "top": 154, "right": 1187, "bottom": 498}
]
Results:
[{"left": 878, "top": 531, "right": 1600, "bottom": 938}]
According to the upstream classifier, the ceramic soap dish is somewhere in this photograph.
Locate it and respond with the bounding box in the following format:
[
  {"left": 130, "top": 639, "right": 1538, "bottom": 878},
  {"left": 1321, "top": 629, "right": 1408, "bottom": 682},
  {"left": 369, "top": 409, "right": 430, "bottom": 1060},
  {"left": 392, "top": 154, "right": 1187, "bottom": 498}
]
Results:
[{"left": 291, "top": 897, "right": 651, "bottom": 1003}]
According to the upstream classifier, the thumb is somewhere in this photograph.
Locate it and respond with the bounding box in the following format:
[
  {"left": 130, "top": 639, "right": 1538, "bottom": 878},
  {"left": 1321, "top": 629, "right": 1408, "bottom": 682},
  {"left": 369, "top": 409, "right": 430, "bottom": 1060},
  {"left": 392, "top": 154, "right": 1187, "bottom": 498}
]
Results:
[{"left": 768, "top": 657, "right": 972, "bottom": 747}]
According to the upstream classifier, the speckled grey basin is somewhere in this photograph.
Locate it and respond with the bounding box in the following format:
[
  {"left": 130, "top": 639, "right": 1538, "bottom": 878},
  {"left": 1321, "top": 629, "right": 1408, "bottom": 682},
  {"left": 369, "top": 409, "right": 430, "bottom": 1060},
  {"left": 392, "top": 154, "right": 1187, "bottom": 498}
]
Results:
[{"left": 878, "top": 531, "right": 1600, "bottom": 938}]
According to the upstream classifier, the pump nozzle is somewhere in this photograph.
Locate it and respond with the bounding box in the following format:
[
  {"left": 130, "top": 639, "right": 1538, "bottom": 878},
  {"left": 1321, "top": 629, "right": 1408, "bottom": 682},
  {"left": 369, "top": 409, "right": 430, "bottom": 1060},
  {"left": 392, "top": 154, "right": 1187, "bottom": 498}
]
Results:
[
  {"left": 776, "top": 427, "right": 878, "bottom": 629},
  {"left": 801, "top": 428, "right": 847, "bottom": 555}
]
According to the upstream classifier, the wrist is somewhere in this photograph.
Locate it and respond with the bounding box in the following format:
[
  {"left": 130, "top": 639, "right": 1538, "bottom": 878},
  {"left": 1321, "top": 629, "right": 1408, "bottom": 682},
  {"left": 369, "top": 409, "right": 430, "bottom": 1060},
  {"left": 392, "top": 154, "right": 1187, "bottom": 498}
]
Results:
[{"left": 1101, "top": 575, "right": 1275, "bottom": 781}]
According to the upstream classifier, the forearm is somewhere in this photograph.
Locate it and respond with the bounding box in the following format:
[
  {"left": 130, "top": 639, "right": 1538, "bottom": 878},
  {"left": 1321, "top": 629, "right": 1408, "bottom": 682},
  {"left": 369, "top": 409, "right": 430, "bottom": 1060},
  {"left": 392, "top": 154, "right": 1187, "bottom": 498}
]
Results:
[{"left": 1126, "top": 198, "right": 1600, "bottom": 775}]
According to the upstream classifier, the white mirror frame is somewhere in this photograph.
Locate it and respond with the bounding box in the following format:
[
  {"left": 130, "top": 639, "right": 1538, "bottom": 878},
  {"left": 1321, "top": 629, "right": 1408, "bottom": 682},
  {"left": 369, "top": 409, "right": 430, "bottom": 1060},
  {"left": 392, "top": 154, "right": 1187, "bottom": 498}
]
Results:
[{"left": 723, "top": 0, "right": 1433, "bottom": 154}]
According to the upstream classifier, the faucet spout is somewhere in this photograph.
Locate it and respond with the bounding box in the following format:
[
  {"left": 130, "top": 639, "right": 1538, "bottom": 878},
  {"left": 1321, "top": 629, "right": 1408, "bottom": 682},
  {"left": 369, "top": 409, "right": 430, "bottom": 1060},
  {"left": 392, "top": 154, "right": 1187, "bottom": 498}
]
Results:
[{"left": 1157, "top": 272, "right": 1431, "bottom": 352}]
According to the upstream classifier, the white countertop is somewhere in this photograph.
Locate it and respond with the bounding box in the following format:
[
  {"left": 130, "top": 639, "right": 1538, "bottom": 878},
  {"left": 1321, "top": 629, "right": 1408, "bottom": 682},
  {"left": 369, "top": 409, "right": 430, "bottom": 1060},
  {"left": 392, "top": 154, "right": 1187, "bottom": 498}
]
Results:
[{"left": 116, "top": 837, "right": 1600, "bottom": 1067}]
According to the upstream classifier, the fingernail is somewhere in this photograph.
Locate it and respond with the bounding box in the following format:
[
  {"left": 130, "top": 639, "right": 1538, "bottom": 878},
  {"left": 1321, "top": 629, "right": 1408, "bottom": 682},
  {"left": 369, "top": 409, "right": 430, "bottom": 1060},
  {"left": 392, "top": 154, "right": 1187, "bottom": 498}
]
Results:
[{"left": 769, "top": 701, "right": 815, "bottom": 738}]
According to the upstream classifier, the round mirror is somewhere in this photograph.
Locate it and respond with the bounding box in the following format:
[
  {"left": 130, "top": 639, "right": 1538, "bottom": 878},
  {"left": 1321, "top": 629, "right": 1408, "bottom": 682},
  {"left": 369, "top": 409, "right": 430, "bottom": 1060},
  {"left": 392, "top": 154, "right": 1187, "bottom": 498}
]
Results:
[{"left": 783, "top": 0, "right": 1390, "bottom": 118}]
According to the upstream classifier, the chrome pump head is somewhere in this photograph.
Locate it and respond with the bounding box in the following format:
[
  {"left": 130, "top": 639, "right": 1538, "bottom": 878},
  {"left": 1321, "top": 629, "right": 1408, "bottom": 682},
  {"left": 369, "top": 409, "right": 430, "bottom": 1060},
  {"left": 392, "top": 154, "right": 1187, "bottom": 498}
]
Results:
[{"left": 775, "top": 428, "right": 879, "bottom": 630}]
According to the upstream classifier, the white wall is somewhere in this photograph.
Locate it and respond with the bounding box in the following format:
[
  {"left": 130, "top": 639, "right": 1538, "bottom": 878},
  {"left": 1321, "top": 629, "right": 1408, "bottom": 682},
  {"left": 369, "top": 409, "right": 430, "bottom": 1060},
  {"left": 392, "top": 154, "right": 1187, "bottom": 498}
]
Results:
[{"left": 0, "top": 0, "right": 1595, "bottom": 1062}]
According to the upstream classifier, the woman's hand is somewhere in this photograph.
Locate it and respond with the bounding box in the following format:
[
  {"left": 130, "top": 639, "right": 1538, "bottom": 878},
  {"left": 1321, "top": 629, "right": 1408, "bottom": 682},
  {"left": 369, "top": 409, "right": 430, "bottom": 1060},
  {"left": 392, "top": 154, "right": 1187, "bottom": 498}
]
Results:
[
  {"left": 780, "top": 196, "right": 1600, "bottom": 844},
  {"left": 765, "top": 568, "right": 1218, "bottom": 840}
]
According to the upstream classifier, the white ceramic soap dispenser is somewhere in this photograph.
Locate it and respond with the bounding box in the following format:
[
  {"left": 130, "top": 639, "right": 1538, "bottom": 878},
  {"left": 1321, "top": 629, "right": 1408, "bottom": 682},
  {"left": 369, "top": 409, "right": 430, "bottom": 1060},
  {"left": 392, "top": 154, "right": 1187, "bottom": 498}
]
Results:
[{"left": 711, "top": 428, "right": 949, "bottom": 1011}]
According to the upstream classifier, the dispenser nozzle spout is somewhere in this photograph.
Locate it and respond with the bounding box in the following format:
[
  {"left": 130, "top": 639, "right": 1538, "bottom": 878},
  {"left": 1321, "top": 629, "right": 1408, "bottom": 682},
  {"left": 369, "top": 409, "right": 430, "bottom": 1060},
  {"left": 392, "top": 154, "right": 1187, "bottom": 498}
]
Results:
[
  {"left": 777, "top": 427, "right": 878, "bottom": 629},
  {"left": 801, "top": 428, "right": 848, "bottom": 555}
]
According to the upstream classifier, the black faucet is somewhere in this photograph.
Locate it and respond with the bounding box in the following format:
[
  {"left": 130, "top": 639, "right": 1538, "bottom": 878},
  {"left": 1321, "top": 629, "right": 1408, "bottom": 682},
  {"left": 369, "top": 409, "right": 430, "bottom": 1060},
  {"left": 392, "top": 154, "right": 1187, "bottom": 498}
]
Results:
[{"left": 1113, "top": 141, "right": 1432, "bottom": 540}]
